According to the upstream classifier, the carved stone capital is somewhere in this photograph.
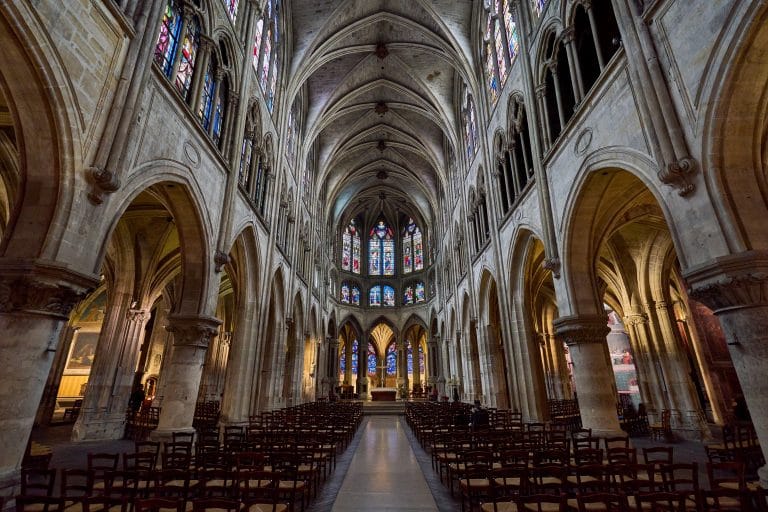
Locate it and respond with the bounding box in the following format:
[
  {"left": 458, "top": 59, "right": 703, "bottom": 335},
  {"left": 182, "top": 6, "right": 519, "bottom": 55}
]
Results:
[
  {"left": 535, "top": 84, "right": 548, "bottom": 98},
  {"left": 542, "top": 257, "right": 561, "bottom": 278},
  {"left": 659, "top": 157, "right": 697, "bottom": 196},
  {"left": 553, "top": 315, "right": 609, "bottom": 346},
  {"left": 87, "top": 166, "right": 121, "bottom": 205},
  {"left": 128, "top": 309, "right": 149, "bottom": 322},
  {"left": 684, "top": 251, "right": 768, "bottom": 312},
  {"left": 561, "top": 27, "right": 576, "bottom": 44},
  {"left": 214, "top": 250, "right": 231, "bottom": 273},
  {"left": 0, "top": 260, "right": 98, "bottom": 319},
  {"left": 622, "top": 313, "right": 647, "bottom": 326},
  {"left": 166, "top": 314, "right": 222, "bottom": 348}
]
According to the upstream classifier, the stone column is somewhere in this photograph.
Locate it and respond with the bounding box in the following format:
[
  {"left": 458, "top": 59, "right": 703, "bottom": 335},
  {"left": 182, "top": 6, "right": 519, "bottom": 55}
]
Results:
[
  {"left": 427, "top": 335, "right": 439, "bottom": 394},
  {"left": 685, "top": 253, "right": 768, "bottom": 486},
  {"left": 553, "top": 315, "right": 622, "bottom": 436},
  {"left": 152, "top": 314, "right": 221, "bottom": 439},
  {"left": 0, "top": 263, "right": 97, "bottom": 498},
  {"left": 35, "top": 324, "right": 78, "bottom": 426},
  {"left": 562, "top": 27, "right": 585, "bottom": 101},
  {"left": 73, "top": 307, "right": 150, "bottom": 441}
]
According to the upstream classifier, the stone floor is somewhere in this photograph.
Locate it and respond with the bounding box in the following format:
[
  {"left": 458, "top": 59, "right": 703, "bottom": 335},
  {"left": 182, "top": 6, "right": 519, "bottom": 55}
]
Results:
[{"left": 29, "top": 419, "right": 724, "bottom": 512}]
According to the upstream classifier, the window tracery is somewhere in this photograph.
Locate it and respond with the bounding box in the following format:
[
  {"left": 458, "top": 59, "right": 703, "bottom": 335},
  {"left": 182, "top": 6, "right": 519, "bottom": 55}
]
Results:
[
  {"left": 369, "top": 220, "right": 395, "bottom": 276},
  {"left": 402, "top": 218, "right": 424, "bottom": 274}
]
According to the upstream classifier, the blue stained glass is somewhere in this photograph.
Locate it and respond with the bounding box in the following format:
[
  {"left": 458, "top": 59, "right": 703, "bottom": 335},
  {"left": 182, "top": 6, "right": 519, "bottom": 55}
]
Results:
[
  {"left": 386, "top": 344, "right": 397, "bottom": 376},
  {"left": 351, "top": 339, "right": 358, "bottom": 375},
  {"left": 415, "top": 282, "right": 426, "bottom": 303},
  {"left": 367, "top": 343, "right": 377, "bottom": 376},
  {"left": 339, "top": 349, "right": 346, "bottom": 375},
  {"left": 407, "top": 342, "right": 413, "bottom": 374},
  {"left": 155, "top": 1, "right": 182, "bottom": 78},
  {"left": 383, "top": 285, "right": 395, "bottom": 307},
  {"left": 369, "top": 286, "right": 381, "bottom": 307},
  {"left": 419, "top": 345, "right": 425, "bottom": 373},
  {"left": 351, "top": 286, "right": 360, "bottom": 305}
]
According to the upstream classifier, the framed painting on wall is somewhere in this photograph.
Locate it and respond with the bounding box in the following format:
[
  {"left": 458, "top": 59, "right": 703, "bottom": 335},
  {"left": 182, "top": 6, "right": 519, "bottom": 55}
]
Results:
[{"left": 64, "top": 331, "right": 99, "bottom": 375}]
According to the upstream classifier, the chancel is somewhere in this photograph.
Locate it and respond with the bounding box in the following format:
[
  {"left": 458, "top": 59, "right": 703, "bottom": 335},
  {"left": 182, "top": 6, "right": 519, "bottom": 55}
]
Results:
[{"left": 0, "top": 0, "right": 768, "bottom": 510}]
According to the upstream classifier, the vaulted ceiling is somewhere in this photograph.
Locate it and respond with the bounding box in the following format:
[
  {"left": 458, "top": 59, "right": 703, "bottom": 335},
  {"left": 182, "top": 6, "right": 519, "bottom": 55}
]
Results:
[{"left": 284, "top": 0, "right": 478, "bottom": 232}]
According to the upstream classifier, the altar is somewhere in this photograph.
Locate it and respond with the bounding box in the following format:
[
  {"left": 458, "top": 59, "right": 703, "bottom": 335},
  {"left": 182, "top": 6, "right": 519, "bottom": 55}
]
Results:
[{"left": 370, "top": 388, "right": 397, "bottom": 401}]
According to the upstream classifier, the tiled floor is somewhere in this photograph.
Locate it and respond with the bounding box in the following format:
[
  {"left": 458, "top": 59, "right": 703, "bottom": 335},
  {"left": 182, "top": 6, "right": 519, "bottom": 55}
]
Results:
[{"left": 330, "top": 416, "right": 440, "bottom": 512}]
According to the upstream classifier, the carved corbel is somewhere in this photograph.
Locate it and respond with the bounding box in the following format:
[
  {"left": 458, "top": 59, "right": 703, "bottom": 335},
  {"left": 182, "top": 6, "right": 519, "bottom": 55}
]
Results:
[
  {"left": 87, "top": 166, "right": 121, "bottom": 205},
  {"left": 659, "top": 158, "right": 697, "bottom": 197},
  {"left": 542, "top": 257, "right": 561, "bottom": 278},
  {"left": 214, "top": 250, "right": 231, "bottom": 273}
]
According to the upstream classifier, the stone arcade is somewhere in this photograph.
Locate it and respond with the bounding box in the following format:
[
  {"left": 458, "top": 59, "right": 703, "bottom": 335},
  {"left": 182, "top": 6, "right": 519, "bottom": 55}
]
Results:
[{"left": 0, "top": 0, "right": 767, "bottom": 499}]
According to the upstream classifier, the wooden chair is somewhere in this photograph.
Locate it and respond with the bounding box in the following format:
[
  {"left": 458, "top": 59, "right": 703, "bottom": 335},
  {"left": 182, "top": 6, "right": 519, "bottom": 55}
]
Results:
[
  {"left": 14, "top": 495, "right": 65, "bottom": 512},
  {"left": 82, "top": 496, "right": 128, "bottom": 512},
  {"left": 191, "top": 498, "right": 240, "bottom": 512},
  {"left": 20, "top": 468, "right": 56, "bottom": 497},
  {"left": 134, "top": 498, "right": 183, "bottom": 512},
  {"left": 650, "top": 410, "right": 673, "bottom": 442},
  {"left": 633, "top": 491, "right": 687, "bottom": 512}
]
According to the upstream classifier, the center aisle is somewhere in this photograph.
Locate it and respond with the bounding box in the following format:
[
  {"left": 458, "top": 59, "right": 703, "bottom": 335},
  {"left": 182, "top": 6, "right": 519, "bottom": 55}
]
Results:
[{"left": 331, "top": 416, "right": 439, "bottom": 512}]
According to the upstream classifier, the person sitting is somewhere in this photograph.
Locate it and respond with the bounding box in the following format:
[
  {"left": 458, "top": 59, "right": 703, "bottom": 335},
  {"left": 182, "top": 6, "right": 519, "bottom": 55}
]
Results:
[{"left": 470, "top": 400, "right": 490, "bottom": 430}]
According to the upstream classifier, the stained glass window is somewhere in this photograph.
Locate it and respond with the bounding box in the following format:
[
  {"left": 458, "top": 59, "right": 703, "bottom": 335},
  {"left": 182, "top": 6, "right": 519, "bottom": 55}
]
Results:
[
  {"left": 415, "top": 282, "right": 426, "bottom": 303},
  {"left": 386, "top": 344, "right": 397, "bottom": 376},
  {"left": 367, "top": 343, "right": 377, "bottom": 377},
  {"left": 267, "top": 58, "right": 279, "bottom": 113},
  {"left": 174, "top": 16, "right": 200, "bottom": 99},
  {"left": 342, "top": 221, "right": 360, "bottom": 273},
  {"left": 531, "top": 0, "right": 547, "bottom": 18},
  {"left": 155, "top": 1, "right": 183, "bottom": 77},
  {"left": 494, "top": 19, "right": 508, "bottom": 85},
  {"left": 341, "top": 283, "right": 350, "bottom": 303},
  {"left": 222, "top": 0, "right": 238, "bottom": 21},
  {"left": 239, "top": 137, "right": 252, "bottom": 186},
  {"left": 369, "top": 220, "right": 395, "bottom": 276},
  {"left": 339, "top": 345, "right": 346, "bottom": 375},
  {"left": 407, "top": 342, "right": 413, "bottom": 374},
  {"left": 369, "top": 286, "right": 382, "bottom": 307},
  {"left": 199, "top": 61, "right": 215, "bottom": 129},
  {"left": 351, "top": 339, "right": 359, "bottom": 375},
  {"left": 404, "top": 286, "right": 414, "bottom": 305},
  {"left": 253, "top": 18, "right": 263, "bottom": 69},
  {"left": 485, "top": 43, "right": 499, "bottom": 103},
  {"left": 351, "top": 285, "right": 360, "bottom": 306},
  {"left": 463, "top": 89, "right": 479, "bottom": 162},
  {"left": 402, "top": 219, "right": 424, "bottom": 273},
  {"left": 383, "top": 285, "right": 395, "bottom": 307},
  {"left": 504, "top": 0, "right": 519, "bottom": 59},
  {"left": 418, "top": 344, "right": 425, "bottom": 373},
  {"left": 260, "top": 26, "right": 272, "bottom": 92}
]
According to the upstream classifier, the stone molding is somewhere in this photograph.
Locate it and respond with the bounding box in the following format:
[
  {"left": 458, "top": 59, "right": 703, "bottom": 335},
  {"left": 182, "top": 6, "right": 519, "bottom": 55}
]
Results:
[
  {"left": 0, "top": 260, "right": 99, "bottom": 319},
  {"left": 552, "top": 315, "right": 610, "bottom": 346},
  {"left": 684, "top": 251, "right": 768, "bottom": 312},
  {"left": 166, "top": 314, "right": 222, "bottom": 348}
]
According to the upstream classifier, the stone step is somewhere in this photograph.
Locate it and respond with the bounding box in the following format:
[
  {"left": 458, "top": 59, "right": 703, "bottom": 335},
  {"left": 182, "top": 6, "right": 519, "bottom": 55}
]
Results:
[{"left": 362, "top": 401, "right": 406, "bottom": 415}]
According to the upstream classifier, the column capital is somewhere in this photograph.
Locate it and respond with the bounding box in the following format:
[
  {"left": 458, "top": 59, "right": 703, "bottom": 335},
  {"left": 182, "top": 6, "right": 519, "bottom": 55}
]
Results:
[
  {"left": 535, "top": 83, "right": 547, "bottom": 98},
  {"left": 166, "top": 314, "right": 222, "bottom": 348},
  {"left": 128, "top": 309, "right": 149, "bottom": 322},
  {"left": 553, "top": 315, "right": 609, "bottom": 346},
  {"left": 684, "top": 251, "right": 768, "bottom": 312},
  {"left": 0, "top": 260, "right": 98, "bottom": 319},
  {"left": 561, "top": 27, "right": 576, "bottom": 44}
]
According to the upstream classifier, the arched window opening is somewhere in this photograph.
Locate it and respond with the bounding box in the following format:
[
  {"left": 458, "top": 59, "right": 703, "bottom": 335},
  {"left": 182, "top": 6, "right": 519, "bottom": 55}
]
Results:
[
  {"left": 351, "top": 339, "right": 359, "bottom": 376},
  {"left": 402, "top": 218, "right": 424, "bottom": 274},
  {"left": 574, "top": 5, "right": 600, "bottom": 94},
  {"left": 461, "top": 87, "right": 479, "bottom": 164},
  {"left": 541, "top": 35, "right": 576, "bottom": 144},
  {"left": 367, "top": 343, "right": 377, "bottom": 379},
  {"left": 415, "top": 282, "right": 426, "bottom": 303},
  {"left": 369, "top": 220, "right": 395, "bottom": 276},
  {"left": 198, "top": 55, "right": 229, "bottom": 148},
  {"left": 369, "top": 285, "right": 382, "bottom": 307},
  {"left": 253, "top": 0, "right": 280, "bottom": 114},
  {"left": 351, "top": 285, "right": 360, "bottom": 306},
  {"left": 386, "top": 343, "right": 397, "bottom": 376},
  {"left": 594, "top": 0, "right": 622, "bottom": 64},
  {"left": 341, "top": 283, "right": 350, "bottom": 303},
  {"left": 341, "top": 219, "right": 361, "bottom": 274},
  {"left": 383, "top": 285, "right": 395, "bottom": 307},
  {"left": 252, "top": 18, "right": 264, "bottom": 69},
  {"left": 404, "top": 285, "right": 414, "bottom": 305},
  {"left": 154, "top": 0, "right": 200, "bottom": 102}
]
